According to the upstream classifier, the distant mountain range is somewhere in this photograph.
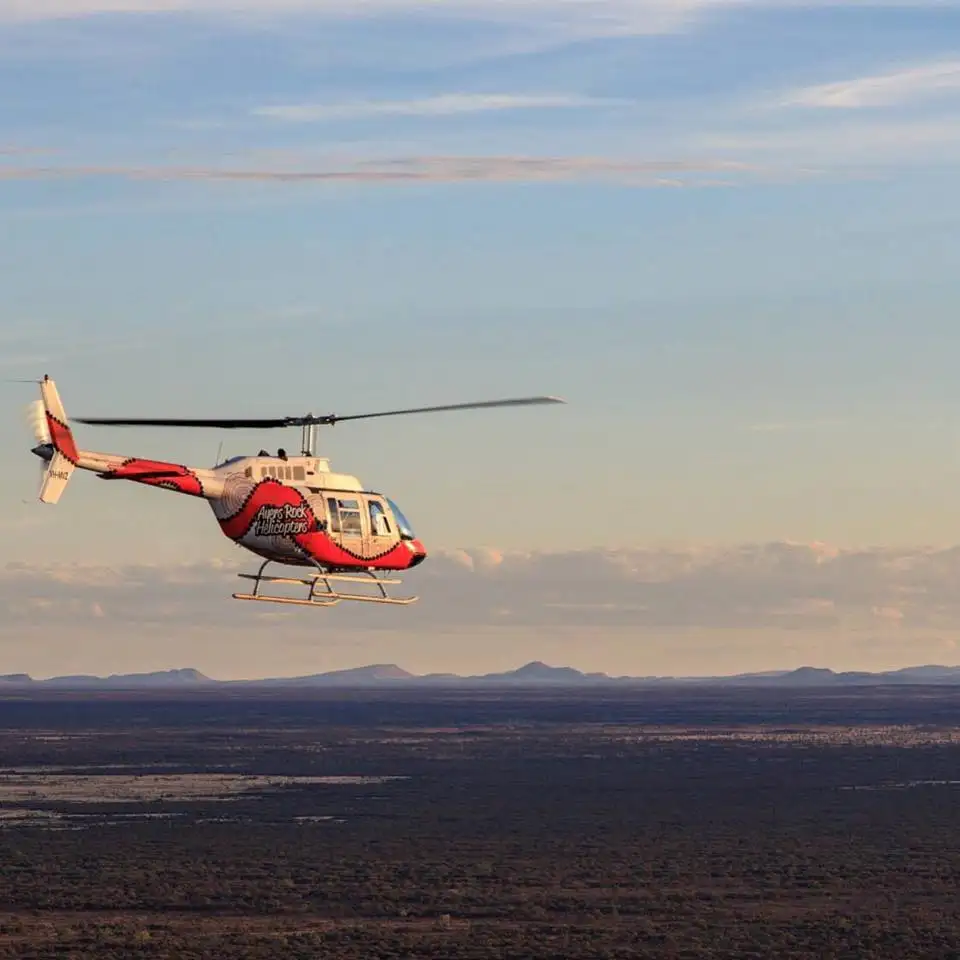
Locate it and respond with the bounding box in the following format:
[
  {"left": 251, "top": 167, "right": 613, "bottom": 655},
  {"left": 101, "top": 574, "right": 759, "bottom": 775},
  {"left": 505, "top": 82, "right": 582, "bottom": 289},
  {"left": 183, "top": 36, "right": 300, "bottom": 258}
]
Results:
[{"left": 3, "top": 661, "right": 960, "bottom": 689}]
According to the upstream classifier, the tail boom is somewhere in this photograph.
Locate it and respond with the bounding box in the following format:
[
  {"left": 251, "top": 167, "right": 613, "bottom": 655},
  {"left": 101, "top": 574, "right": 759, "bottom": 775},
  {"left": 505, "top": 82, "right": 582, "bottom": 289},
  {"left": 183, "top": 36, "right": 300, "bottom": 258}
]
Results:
[
  {"left": 31, "top": 444, "right": 222, "bottom": 500},
  {"left": 93, "top": 454, "right": 220, "bottom": 497}
]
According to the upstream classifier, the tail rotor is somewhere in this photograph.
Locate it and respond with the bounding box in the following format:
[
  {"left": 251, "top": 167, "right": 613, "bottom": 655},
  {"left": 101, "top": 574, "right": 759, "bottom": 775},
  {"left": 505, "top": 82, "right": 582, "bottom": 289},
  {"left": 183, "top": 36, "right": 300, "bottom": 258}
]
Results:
[
  {"left": 24, "top": 398, "right": 53, "bottom": 496},
  {"left": 26, "top": 398, "right": 51, "bottom": 447}
]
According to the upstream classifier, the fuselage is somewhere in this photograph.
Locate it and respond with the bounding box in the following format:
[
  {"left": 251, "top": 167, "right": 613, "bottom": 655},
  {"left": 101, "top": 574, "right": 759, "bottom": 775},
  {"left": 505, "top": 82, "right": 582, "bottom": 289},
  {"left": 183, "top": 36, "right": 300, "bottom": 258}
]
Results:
[{"left": 33, "top": 444, "right": 428, "bottom": 572}]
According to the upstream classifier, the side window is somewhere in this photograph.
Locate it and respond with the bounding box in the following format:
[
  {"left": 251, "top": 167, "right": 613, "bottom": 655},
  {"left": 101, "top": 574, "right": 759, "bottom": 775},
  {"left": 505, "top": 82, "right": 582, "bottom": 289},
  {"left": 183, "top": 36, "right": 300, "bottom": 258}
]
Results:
[
  {"left": 293, "top": 466, "right": 305, "bottom": 482},
  {"left": 326, "top": 498, "right": 341, "bottom": 533},
  {"left": 338, "top": 498, "right": 362, "bottom": 535},
  {"left": 369, "top": 499, "right": 392, "bottom": 536},
  {"left": 244, "top": 467, "right": 252, "bottom": 478}
]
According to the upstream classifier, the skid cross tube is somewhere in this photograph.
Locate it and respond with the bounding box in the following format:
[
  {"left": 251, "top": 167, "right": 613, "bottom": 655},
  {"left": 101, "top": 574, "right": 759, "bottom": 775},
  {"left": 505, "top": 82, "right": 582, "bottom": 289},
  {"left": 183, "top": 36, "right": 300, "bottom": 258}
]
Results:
[{"left": 231, "top": 559, "right": 418, "bottom": 607}]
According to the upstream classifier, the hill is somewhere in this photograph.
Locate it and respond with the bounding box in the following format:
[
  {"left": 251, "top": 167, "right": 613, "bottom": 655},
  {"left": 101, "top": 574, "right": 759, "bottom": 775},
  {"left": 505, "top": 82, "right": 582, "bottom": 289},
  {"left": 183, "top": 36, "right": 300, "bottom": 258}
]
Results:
[{"left": 3, "top": 662, "right": 960, "bottom": 690}]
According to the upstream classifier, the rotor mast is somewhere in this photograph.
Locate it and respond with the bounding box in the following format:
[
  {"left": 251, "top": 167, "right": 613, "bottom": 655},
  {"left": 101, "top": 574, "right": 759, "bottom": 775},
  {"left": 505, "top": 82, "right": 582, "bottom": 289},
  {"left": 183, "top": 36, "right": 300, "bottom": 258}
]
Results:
[{"left": 300, "top": 418, "right": 321, "bottom": 457}]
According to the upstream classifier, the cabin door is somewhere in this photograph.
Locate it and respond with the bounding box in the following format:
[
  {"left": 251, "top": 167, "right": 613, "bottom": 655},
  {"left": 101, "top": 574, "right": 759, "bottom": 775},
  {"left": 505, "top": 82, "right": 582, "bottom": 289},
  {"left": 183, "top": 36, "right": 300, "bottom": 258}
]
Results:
[
  {"left": 326, "top": 496, "right": 368, "bottom": 556},
  {"left": 366, "top": 496, "right": 396, "bottom": 556}
]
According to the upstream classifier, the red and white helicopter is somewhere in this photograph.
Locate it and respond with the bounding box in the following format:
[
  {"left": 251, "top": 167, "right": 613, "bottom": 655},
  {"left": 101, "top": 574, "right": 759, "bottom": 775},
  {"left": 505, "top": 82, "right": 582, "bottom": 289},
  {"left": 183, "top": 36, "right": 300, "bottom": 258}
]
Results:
[{"left": 25, "top": 375, "right": 564, "bottom": 607}]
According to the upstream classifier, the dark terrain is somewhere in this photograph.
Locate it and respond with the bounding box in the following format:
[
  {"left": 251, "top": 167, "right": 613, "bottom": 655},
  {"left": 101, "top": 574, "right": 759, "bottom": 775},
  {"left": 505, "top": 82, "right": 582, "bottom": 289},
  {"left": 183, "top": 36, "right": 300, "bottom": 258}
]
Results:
[{"left": 0, "top": 685, "right": 958, "bottom": 958}]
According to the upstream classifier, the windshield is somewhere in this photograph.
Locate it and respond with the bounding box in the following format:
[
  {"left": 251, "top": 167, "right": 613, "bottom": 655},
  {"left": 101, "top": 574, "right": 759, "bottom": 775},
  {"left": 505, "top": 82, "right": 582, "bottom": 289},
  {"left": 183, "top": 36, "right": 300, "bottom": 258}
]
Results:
[{"left": 386, "top": 498, "right": 416, "bottom": 540}]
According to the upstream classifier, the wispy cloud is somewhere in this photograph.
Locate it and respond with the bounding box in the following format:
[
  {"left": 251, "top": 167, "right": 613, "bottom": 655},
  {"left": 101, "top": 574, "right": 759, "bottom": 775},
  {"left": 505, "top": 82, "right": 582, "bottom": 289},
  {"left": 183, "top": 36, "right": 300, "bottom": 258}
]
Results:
[
  {"left": 0, "top": 354, "right": 53, "bottom": 370},
  {"left": 0, "top": 0, "right": 282, "bottom": 18},
  {"left": 0, "top": 0, "right": 695, "bottom": 29},
  {"left": 5, "top": 1, "right": 958, "bottom": 25},
  {"left": 0, "top": 335, "right": 150, "bottom": 373},
  {"left": 0, "top": 1, "right": 716, "bottom": 67},
  {"left": 0, "top": 154, "right": 760, "bottom": 187},
  {"left": 703, "top": 116, "right": 960, "bottom": 168},
  {"left": 0, "top": 145, "right": 55, "bottom": 155},
  {"left": 784, "top": 60, "right": 960, "bottom": 110},
  {"left": 253, "top": 93, "right": 622, "bottom": 123},
  {"left": 747, "top": 418, "right": 848, "bottom": 433}
]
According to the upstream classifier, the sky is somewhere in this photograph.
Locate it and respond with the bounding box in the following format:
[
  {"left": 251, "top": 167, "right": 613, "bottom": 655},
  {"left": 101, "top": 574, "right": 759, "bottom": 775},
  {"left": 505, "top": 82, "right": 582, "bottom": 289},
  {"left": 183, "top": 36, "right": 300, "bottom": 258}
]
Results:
[{"left": 2, "top": 0, "right": 960, "bottom": 679}]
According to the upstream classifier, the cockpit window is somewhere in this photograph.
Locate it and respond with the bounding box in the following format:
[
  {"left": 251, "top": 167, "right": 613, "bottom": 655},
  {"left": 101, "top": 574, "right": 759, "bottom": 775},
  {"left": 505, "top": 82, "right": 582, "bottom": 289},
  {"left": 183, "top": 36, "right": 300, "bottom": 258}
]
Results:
[
  {"left": 369, "top": 499, "right": 392, "bottom": 537},
  {"left": 386, "top": 498, "right": 415, "bottom": 540}
]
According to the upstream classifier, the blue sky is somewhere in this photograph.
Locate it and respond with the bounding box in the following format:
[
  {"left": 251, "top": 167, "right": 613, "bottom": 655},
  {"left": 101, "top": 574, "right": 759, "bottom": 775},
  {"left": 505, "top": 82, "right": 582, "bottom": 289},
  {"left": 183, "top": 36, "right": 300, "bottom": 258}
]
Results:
[{"left": 2, "top": 0, "right": 960, "bottom": 677}]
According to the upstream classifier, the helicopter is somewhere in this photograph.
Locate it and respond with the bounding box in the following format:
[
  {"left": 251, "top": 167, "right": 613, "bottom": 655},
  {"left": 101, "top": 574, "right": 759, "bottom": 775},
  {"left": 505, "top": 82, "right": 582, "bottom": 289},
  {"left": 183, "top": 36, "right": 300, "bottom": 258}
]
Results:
[{"left": 25, "top": 375, "right": 565, "bottom": 607}]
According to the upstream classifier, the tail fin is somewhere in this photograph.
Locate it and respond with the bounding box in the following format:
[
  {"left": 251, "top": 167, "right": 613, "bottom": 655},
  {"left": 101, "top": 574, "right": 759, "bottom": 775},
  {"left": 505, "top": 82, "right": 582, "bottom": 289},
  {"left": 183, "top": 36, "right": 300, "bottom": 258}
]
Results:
[{"left": 29, "top": 375, "right": 78, "bottom": 504}]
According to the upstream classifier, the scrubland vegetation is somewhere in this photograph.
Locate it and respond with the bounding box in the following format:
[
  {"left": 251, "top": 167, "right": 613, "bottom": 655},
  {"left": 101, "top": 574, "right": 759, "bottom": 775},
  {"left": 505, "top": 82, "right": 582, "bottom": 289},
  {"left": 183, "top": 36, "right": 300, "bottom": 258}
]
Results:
[{"left": 0, "top": 686, "right": 957, "bottom": 957}]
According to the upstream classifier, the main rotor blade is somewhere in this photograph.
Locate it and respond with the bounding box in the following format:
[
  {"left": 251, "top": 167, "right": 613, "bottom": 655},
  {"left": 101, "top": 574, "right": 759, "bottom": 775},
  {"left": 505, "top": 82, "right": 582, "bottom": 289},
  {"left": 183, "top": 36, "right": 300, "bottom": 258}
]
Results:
[
  {"left": 72, "top": 396, "right": 566, "bottom": 430},
  {"left": 72, "top": 417, "right": 293, "bottom": 429},
  {"left": 326, "top": 395, "right": 566, "bottom": 424}
]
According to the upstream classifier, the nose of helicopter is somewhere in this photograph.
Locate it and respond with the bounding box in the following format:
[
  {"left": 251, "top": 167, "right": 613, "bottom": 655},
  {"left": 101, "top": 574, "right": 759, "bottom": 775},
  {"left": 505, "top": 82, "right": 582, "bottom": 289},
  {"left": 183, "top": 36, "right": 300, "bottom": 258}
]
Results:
[{"left": 407, "top": 538, "right": 427, "bottom": 567}]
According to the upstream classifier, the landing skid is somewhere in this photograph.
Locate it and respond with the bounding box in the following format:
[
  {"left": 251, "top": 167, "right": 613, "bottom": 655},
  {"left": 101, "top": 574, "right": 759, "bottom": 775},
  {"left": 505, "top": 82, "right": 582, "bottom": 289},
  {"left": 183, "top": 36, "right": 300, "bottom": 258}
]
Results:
[{"left": 232, "top": 560, "right": 418, "bottom": 607}]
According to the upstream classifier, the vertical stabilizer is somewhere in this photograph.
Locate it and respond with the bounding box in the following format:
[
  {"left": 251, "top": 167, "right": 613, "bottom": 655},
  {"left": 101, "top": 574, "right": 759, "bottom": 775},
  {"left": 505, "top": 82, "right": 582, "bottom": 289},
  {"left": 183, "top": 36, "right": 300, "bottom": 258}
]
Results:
[
  {"left": 37, "top": 450, "right": 75, "bottom": 504},
  {"left": 33, "top": 375, "right": 77, "bottom": 504}
]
